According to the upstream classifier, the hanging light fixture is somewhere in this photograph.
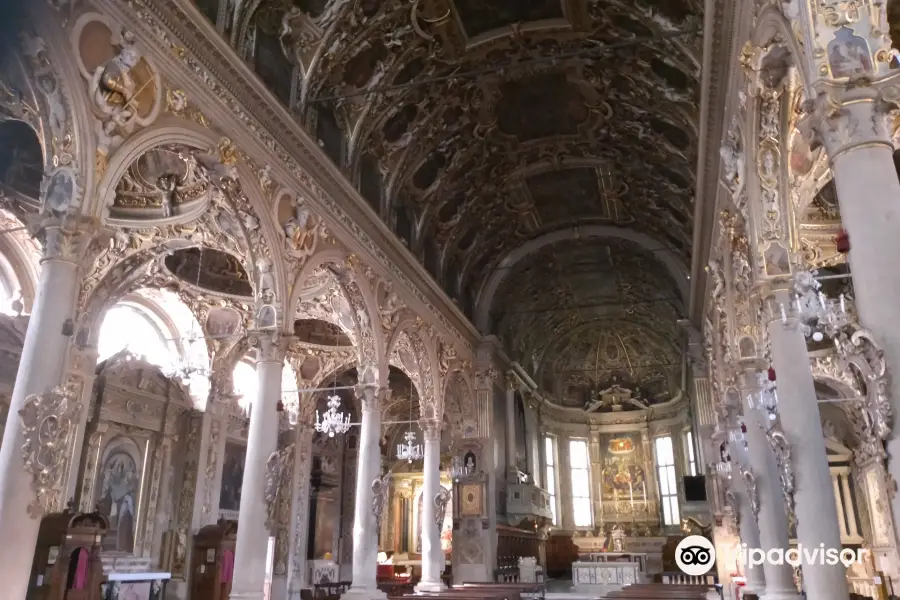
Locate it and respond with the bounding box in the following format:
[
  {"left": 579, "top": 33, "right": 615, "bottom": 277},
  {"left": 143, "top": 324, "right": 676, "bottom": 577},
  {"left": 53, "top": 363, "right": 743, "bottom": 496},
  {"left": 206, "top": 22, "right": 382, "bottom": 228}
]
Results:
[
  {"left": 747, "top": 368, "right": 778, "bottom": 422},
  {"left": 315, "top": 391, "right": 352, "bottom": 437},
  {"left": 449, "top": 454, "right": 471, "bottom": 481},
  {"left": 778, "top": 269, "right": 852, "bottom": 341},
  {"left": 396, "top": 376, "right": 423, "bottom": 462},
  {"left": 315, "top": 329, "right": 352, "bottom": 437},
  {"left": 166, "top": 246, "right": 211, "bottom": 385}
]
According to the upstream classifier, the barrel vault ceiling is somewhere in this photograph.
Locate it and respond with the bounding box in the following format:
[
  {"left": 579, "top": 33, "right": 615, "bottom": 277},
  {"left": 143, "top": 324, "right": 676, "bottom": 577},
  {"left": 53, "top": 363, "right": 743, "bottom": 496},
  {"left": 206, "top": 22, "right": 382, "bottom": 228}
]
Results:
[{"left": 262, "top": 0, "right": 700, "bottom": 405}]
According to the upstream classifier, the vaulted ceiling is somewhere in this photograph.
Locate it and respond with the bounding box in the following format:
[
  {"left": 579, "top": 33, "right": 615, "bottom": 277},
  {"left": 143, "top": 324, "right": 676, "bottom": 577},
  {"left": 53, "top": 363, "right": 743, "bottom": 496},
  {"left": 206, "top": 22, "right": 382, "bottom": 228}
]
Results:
[{"left": 261, "top": 0, "right": 700, "bottom": 405}]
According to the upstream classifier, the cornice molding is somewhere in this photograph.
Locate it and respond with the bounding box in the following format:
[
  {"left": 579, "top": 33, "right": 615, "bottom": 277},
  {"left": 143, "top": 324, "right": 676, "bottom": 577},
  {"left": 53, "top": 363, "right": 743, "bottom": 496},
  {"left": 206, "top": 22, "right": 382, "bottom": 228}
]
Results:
[
  {"left": 688, "top": 0, "right": 742, "bottom": 326},
  {"left": 94, "top": 0, "right": 479, "bottom": 350}
]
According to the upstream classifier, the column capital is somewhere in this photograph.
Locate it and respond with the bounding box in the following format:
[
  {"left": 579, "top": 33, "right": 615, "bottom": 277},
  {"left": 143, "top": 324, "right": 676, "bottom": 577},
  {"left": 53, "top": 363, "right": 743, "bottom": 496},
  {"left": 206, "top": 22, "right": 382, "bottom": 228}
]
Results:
[
  {"left": 802, "top": 89, "right": 896, "bottom": 160},
  {"left": 419, "top": 419, "right": 442, "bottom": 441},
  {"left": 33, "top": 216, "right": 107, "bottom": 265},
  {"left": 356, "top": 384, "right": 387, "bottom": 412},
  {"left": 249, "top": 332, "right": 289, "bottom": 364},
  {"left": 474, "top": 366, "right": 497, "bottom": 389}
]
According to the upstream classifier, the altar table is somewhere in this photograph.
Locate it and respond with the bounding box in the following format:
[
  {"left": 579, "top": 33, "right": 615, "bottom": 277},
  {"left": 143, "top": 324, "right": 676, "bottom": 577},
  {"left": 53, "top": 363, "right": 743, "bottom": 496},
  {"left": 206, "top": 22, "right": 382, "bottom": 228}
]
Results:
[
  {"left": 571, "top": 553, "right": 649, "bottom": 595},
  {"left": 101, "top": 571, "right": 171, "bottom": 600}
]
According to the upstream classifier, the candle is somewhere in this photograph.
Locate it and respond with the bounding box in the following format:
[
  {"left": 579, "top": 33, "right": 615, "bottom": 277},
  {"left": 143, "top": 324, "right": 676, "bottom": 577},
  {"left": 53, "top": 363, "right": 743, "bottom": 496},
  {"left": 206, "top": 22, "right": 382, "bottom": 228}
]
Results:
[
  {"left": 794, "top": 296, "right": 801, "bottom": 313},
  {"left": 840, "top": 294, "right": 846, "bottom": 313},
  {"left": 819, "top": 292, "right": 826, "bottom": 309},
  {"left": 780, "top": 304, "right": 787, "bottom": 323}
]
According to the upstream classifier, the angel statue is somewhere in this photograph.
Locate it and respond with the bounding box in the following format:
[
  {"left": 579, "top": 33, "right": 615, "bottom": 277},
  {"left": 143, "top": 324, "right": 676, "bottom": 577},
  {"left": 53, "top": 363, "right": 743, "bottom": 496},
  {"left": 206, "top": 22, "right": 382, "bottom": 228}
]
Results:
[{"left": 371, "top": 468, "right": 393, "bottom": 525}]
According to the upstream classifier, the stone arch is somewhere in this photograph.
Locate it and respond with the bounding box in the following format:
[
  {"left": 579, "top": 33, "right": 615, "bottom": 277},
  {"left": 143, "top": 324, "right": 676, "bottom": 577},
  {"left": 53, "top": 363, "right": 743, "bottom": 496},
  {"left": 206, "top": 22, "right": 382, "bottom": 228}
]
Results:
[
  {"left": 290, "top": 249, "right": 386, "bottom": 387},
  {"left": 0, "top": 208, "right": 40, "bottom": 312},
  {"left": 750, "top": 5, "right": 816, "bottom": 97},
  {"left": 474, "top": 225, "right": 689, "bottom": 331},
  {"left": 4, "top": 6, "right": 97, "bottom": 207}
]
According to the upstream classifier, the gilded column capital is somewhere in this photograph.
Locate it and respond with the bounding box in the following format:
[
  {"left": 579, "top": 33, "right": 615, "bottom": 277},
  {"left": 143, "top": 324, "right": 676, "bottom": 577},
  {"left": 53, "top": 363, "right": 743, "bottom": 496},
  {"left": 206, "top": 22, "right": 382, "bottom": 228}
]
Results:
[{"left": 801, "top": 89, "right": 896, "bottom": 160}]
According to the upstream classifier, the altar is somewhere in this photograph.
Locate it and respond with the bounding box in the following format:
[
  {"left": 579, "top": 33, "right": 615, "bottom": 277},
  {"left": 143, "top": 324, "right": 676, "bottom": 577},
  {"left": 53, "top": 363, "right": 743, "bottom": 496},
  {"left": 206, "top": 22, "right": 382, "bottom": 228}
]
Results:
[{"left": 571, "top": 553, "right": 649, "bottom": 595}]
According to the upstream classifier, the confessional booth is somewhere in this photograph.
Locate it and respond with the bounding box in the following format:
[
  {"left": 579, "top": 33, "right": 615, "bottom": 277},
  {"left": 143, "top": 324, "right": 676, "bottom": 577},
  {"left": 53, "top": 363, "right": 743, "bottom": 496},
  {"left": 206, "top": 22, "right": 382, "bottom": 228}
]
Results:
[
  {"left": 28, "top": 510, "right": 109, "bottom": 600},
  {"left": 190, "top": 520, "right": 237, "bottom": 600}
]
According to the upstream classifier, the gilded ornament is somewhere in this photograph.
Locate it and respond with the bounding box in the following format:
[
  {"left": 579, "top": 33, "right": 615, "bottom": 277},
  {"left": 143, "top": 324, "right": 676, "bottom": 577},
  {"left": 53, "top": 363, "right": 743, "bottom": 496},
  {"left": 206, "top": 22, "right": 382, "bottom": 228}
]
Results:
[{"left": 18, "top": 385, "right": 81, "bottom": 518}]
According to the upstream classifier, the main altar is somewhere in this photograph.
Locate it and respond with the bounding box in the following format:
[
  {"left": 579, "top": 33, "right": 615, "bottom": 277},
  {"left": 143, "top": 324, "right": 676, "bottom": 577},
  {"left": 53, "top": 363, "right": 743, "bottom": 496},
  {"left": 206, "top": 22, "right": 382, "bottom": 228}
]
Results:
[{"left": 570, "top": 529, "right": 652, "bottom": 594}]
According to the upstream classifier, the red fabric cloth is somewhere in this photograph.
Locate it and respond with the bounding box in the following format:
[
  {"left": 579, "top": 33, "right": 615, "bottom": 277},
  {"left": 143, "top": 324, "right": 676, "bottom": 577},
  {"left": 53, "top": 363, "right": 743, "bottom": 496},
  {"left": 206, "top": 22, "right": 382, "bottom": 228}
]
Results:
[
  {"left": 73, "top": 548, "right": 89, "bottom": 590},
  {"left": 222, "top": 550, "right": 235, "bottom": 583}
]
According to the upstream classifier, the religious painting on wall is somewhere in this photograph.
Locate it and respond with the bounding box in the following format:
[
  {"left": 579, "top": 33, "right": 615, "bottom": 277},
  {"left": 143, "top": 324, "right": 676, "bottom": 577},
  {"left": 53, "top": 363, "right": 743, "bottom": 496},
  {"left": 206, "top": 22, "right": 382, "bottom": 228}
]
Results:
[
  {"left": 827, "top": 27, "right": 873, "bottom": 79},
  {"left": 219, "top": 441, "right": 247, "bottom": 512},
  {"left": 599, "top": 434, "right": 647, "bottom": 501},
  {"left": 96, "top": 442, "right": 141, "bottom": 554}
]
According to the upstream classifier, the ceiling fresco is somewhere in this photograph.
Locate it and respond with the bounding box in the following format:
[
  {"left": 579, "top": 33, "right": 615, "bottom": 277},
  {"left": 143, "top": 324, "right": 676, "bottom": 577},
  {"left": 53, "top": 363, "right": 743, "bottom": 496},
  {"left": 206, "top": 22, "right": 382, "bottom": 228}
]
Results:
[{"left": 267, "top": 0, "right": 700, "bottom": 407}]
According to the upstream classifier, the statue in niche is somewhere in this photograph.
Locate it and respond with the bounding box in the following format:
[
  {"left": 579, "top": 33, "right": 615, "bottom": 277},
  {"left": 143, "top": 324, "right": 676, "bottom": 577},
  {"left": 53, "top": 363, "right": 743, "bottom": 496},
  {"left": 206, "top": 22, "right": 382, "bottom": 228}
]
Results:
[
  {"left": 464, "top": 451, "right": 477, "bottom": 472},
  {"left": 96, "top": 451, "right": 138, "bottom": 553}
]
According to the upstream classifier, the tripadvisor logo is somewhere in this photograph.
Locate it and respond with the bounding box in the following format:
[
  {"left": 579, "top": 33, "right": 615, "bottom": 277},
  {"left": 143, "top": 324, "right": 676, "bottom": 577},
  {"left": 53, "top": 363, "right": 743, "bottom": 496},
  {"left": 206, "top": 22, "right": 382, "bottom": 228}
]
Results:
[{"left": 675, "top": 536, "right": 716, "bottom": 577}]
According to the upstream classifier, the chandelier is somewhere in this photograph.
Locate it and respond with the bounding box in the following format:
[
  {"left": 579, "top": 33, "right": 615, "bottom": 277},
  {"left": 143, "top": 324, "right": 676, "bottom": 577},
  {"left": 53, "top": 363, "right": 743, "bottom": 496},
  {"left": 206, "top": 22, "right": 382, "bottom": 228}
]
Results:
[
  {"left": 315, "top": 393, "right": 351, "bottom": 437},
  {"left": 449, "top": 455, "right": 471, "bottom": 481},
  {"left": 397, "top": 430, "right": 423, "bottom": 462},
  {"left": 779, "top": 269, "right": 852, "bottom": 341}
]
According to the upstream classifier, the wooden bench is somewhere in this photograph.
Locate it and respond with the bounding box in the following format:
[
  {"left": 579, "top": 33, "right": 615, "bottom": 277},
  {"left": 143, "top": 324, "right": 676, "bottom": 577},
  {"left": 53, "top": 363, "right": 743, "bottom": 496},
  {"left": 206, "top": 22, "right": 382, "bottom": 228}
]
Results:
[{"left": 458, "top": 582, "right": 545, "bottom": 599}]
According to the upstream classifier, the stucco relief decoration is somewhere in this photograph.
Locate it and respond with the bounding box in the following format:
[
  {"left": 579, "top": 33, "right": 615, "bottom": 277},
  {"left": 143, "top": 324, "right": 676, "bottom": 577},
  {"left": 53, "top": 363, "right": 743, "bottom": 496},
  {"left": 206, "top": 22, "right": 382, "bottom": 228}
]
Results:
[
  {"left": 720, "top": 114, "right": 746, "bottom": 203},
  {"left": 834, "top": 326, "right": 892, "bottom": 465},
  {"left": 74, "top": 20, "right": 162, "bottom": 180},
  {"left": 765, "top": 424, "right": 796, "bottom": 518},
  {"left": 277, "top": 191, "right": 326, "bottom": 260},
  {"left": 264, "top": 445, "right": 293, "bottom": 532},
  {"left": 18, "top": 385, "right": 81, "bottom": 518},
  {"left": 17, "top": 33, "right": 77, "bottom": 172},
  {"left": 475, "top": 366, "right": 498, "bottom": 390},
  {"left": 739, "top": 465, "right": 760, "bottom": 522}
]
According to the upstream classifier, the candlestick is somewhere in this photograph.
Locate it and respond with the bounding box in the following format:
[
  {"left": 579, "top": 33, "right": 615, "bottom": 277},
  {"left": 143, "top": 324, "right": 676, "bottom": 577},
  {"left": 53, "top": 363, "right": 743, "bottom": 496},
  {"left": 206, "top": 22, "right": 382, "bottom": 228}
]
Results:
[
  {"left": 840, "top": 294, "right": 846, "bottom": 313},
  {"left": 780, "top": 303, "right": 787, "bottom": 323}
]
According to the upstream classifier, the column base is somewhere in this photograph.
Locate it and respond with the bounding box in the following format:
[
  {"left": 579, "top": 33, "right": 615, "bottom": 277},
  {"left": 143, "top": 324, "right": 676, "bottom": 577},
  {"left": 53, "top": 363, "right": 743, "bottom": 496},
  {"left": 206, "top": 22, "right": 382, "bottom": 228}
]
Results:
[
  {"left": 414, "top": 579, "right": 447, "bottom": 593},
  {"left": 229, "top": 592, "right": 266, "bottom": 600},
  {"left": 759, "top": 589, "right": 802, "bottom": 600},
  {"left": 342, "top": 586, "right": 388, "bottom": 600}
]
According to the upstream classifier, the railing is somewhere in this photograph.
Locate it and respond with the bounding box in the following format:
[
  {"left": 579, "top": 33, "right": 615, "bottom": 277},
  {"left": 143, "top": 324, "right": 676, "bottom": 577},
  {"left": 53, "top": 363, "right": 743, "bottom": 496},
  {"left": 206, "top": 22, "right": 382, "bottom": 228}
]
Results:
[
  {"left": 495, "top": 557, "right": 521, "bottom": 583},
  {"left": 661, "top": 572, "right": 715, "bottom": 586},
  {"left": 848, "top": 576, "right": 878, "bottom": 599}
]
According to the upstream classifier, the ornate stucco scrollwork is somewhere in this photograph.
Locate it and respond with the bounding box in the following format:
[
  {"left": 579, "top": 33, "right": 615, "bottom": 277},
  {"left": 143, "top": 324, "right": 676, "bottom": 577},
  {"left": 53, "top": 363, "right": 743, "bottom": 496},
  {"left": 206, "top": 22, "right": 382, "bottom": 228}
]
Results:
[
  {"left": 725, "top": 488, "right": 740, "bottom": 529},
  {"left": 765, "top": 424, "right": 796, "bottom": 517},
  {"left": 371, "top": 468, "right": 393, "bottom": 524},
  {"left": 264, "top": 446, "right": 293, "bottom": 532},
  {"left": 434, "top": 486, "right": 451, "bottom": 529},
  {"left": 739, "top": 465, "right": 760, "bottom": 523},
  {"left": 834, "top": 326, "right": 892, "bottom": 466},
  {"left": 18, "top": 385, "right": 81, "bottom": 519}
]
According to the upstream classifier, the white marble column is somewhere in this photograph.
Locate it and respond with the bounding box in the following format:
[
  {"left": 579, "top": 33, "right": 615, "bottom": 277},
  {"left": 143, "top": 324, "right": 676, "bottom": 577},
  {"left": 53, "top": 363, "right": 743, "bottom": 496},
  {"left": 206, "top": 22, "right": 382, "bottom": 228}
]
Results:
[
  {"left": 230, "top": 336, "right": 284, "bottom": 600},
  {"left": 0, "top": 223, "right": 94, "bottom": 600},
  {"left": 766, "top": 304, "right": 849, "bottom": 600},
  {"left": 812, "top": 96, "right": 900, "bottom": 553},
  {"left": 739, "top": 366, "right": 800, "bottom": 600},
  {"left": 728, "top": 440, "right": 767, "bottom": 597},
  {"left": 287, "top": 425, "right": 314, "bottom": 594},
  {"left": 344, "top": 385, "right": 386, "bottom": 600},
  {"left": 505, "top": 373, "right": 516, "bottom": 479},
  {"left": 416, "top": 421, "right": 446, "bottom": 592}
]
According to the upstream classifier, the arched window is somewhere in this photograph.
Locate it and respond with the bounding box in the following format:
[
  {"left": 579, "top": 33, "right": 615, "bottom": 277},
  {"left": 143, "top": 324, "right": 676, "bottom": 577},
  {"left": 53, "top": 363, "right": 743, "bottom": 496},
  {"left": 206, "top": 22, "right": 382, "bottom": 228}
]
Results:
[
  {"left": 98, "top": 304, "right": 174, "bottom": 367},
  {"left": 233, "top": 361, "right": 258, "bottom": 412}
]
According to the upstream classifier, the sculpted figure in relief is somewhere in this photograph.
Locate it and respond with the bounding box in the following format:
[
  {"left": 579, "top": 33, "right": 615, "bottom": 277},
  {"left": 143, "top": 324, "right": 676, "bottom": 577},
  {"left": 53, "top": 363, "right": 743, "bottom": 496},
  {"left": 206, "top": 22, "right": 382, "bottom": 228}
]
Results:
[
  {"left": 283, "top": 197, "right": 316, "bottom": 256},
  {"left": 91, "top": 32, "right": 142, "bottom": 132}
]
